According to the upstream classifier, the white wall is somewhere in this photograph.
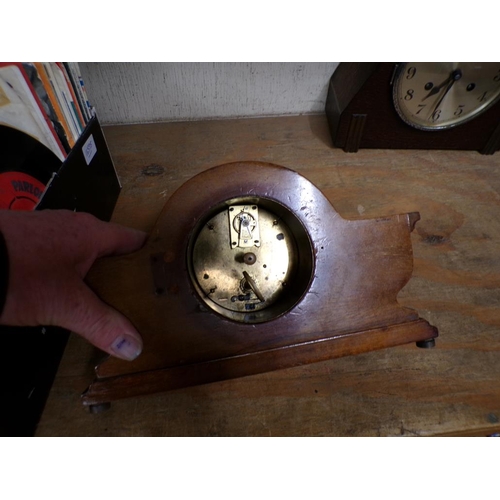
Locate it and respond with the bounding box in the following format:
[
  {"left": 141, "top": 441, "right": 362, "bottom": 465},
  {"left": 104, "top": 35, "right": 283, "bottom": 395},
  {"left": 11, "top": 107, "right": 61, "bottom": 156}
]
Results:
[{"left": 79, "top": 62, "right": 339, "bottom": 125}]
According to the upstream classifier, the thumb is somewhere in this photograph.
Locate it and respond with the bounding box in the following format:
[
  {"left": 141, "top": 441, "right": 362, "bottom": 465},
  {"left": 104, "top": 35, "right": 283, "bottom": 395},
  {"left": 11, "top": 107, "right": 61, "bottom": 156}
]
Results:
[{"left": 58, "top": 282, "right": 143, "bottom": 361}]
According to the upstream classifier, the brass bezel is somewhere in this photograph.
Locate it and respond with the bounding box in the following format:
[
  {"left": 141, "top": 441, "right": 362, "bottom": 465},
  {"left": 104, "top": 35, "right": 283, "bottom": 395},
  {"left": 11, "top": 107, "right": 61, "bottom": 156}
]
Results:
[{"left": 187, "top": 196, "right": 315, "bottom": 324}]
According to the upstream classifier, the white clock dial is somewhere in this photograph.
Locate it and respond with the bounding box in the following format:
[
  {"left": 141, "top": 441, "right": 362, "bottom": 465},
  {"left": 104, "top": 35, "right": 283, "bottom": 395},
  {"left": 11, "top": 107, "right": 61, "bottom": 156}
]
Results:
[{"left": 393, "top": 63, "right": 500, "bottom": 130}]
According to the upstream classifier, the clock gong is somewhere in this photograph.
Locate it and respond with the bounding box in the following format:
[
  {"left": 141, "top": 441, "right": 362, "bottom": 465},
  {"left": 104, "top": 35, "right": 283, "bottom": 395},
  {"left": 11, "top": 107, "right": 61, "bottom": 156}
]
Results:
[
  {"left": 325, "top": 62, "right": 500, "bottom": 154},
  {"left": 82, "top": 162, "right": 438, "bottom": 407}
]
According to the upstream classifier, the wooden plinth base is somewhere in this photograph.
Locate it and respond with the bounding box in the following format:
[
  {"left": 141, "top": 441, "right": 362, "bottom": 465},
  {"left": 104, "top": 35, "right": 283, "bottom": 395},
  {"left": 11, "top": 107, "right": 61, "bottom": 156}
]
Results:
[{"left": 82, "top": 319, "right": 437, "bottom": 406}]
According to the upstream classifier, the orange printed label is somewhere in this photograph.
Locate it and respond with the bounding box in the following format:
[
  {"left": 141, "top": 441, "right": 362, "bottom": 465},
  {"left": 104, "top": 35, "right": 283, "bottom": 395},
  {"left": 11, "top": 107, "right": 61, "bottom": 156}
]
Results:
[{"left": 0, "top": 172, "right": 46, "bottom": 211}]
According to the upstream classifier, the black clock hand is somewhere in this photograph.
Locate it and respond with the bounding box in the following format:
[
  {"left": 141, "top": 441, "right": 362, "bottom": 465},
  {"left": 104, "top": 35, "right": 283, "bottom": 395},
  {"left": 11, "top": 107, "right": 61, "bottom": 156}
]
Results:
[
  {"left": 422, "top": 68, "right": 462, "bottom": 102},
  {"left": 242, "top": 271, "right": 265, "bottom": 302},
  {"left": 430, "top": 69, "right": 462, "bottom": 116},
  {"left": 422, "top": 75, "right": 453, "bottom": 101}
]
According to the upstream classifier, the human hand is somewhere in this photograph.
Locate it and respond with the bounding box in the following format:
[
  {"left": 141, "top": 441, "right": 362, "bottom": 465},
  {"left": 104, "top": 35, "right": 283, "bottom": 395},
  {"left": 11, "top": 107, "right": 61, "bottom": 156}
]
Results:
[{"left": 0, "top": 209, "right": 147, "bottom": 360}]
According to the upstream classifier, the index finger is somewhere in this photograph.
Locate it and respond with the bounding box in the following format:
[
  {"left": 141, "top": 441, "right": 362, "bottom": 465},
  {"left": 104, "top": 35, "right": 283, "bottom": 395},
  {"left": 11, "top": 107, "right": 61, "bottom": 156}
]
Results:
[{"left": 91, "top": 218, "right": 147, "bottom": 258}]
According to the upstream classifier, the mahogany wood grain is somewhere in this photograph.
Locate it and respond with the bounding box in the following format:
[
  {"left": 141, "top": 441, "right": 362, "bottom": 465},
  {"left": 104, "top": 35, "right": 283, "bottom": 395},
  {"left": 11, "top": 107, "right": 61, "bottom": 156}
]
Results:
[
  {"left": 79, "top": 160, "right": 436, "bottom": 404},
  {"left": 82, "top": 320, "right": 436, "bottom": 405},
  {"left": 36, "top": 114, "right": 500, "bottom": 436}
]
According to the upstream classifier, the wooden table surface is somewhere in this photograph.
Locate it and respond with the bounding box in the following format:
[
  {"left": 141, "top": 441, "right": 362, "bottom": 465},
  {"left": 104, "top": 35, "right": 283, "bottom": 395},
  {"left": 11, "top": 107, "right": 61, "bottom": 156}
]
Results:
[{"left": 36, "top": 115, "right": 500, "bottom": 436}]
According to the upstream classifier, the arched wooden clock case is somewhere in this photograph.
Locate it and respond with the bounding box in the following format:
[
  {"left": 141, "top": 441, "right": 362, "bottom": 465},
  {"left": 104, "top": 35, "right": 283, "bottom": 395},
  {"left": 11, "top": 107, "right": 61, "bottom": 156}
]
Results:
[{"left": 83, "top": 162, "right": 438, "bottom": 408}]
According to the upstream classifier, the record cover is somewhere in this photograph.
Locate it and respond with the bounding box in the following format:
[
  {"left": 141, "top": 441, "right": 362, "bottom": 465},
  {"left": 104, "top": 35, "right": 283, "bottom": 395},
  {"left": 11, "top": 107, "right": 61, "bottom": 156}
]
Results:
[
  {"left": 63, "top": 62, "right": 90, "bottom": 123},
  {"left": 72, "top": 62, "right": 94, "bottom": 119},
  {"left": 58, "top": 62, "right": 86, "bottom": 128},
  {"left": 33, "top": 62, "right": 75, "bottom": 148},
  {"left": 43, "top": 62, "right": 81, "bottom": 141},
  {"left": 22, "top": 63, "right": 71, "bottom": 154},
  {"left": 0, "top": 63, "right": 66, "bottom": 161}
]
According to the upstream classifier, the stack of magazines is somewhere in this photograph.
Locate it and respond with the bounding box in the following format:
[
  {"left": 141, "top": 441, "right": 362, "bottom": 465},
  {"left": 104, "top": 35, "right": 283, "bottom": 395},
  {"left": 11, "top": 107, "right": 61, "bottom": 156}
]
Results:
[{"left": 0, "top": 62, "right": 94, "bottom": 162}]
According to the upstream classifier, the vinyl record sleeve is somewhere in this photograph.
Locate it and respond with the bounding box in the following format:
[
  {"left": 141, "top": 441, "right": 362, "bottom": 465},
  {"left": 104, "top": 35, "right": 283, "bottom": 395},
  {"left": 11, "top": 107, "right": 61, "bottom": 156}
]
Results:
[
  {"left": 22, "top": 63, "right": 71, "bottom": 154},
  {"left": 71, "top": 62, "right": 93, "bottom": 119},
  {"left": 51, "top": 63, "right": 83, "bottom": 134},
  {"left": 63, "top": 62, "right": 90, "bottom": 123},
  {"left": 0, "top": 63, "right": 66, "bottom": 161},
  {"left": 43, "top": 62, "right": 81, "bottom": 142},
  {"left": 58, "top": 62, "right": 86, "bottom": 128},
  {"left": 34, "top": 63, "right": 75, "bottom": 148}
]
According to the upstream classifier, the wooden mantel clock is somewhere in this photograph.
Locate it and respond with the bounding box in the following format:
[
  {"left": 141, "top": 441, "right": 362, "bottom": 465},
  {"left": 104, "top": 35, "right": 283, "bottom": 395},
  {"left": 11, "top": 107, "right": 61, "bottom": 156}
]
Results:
[
  {"left": 82, "top": 162, "right": 438, "bottom": 409},
  {"left": 325, "top": 62, "right": 500, "bottom": 154}
]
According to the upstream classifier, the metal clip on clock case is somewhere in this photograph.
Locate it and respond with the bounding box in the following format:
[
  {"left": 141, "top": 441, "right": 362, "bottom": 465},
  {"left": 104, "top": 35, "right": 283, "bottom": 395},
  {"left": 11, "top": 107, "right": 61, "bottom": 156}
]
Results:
[{"left": 82, "top": 162, "right": 438, "bottom": 408}]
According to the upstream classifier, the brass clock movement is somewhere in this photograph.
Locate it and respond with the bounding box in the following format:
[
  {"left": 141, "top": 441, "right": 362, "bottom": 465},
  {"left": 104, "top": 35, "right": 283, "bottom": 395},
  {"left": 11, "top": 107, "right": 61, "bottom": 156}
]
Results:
[
  {"left": 188, "top": 198, "right": 313, "bottom": 324},
  {"left": 83, "top": 162, "right": 438, "bottom": 408},
  {"left": 326, "top": 62, "right": 500, "bottom": 154}
]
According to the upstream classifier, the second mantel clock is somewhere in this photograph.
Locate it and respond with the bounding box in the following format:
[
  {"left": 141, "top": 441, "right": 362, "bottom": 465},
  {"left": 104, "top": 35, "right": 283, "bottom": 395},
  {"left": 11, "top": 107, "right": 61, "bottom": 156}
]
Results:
[{"left": 325, "top": 62, "right": 500, "bottom": 154}]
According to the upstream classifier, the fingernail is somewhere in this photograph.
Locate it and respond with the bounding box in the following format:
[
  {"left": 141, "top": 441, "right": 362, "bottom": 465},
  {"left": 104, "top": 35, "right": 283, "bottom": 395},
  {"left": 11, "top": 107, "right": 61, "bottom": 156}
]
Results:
[{"left": 110, "top": 335, "right": 143, "bottom": 361}]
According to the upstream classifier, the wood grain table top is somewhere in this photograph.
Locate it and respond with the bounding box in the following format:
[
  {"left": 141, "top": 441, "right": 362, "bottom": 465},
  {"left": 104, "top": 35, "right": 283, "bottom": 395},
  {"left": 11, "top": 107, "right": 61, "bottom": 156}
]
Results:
[{"left": 36, "top": 114, "right": 500, "bottom": 436}]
